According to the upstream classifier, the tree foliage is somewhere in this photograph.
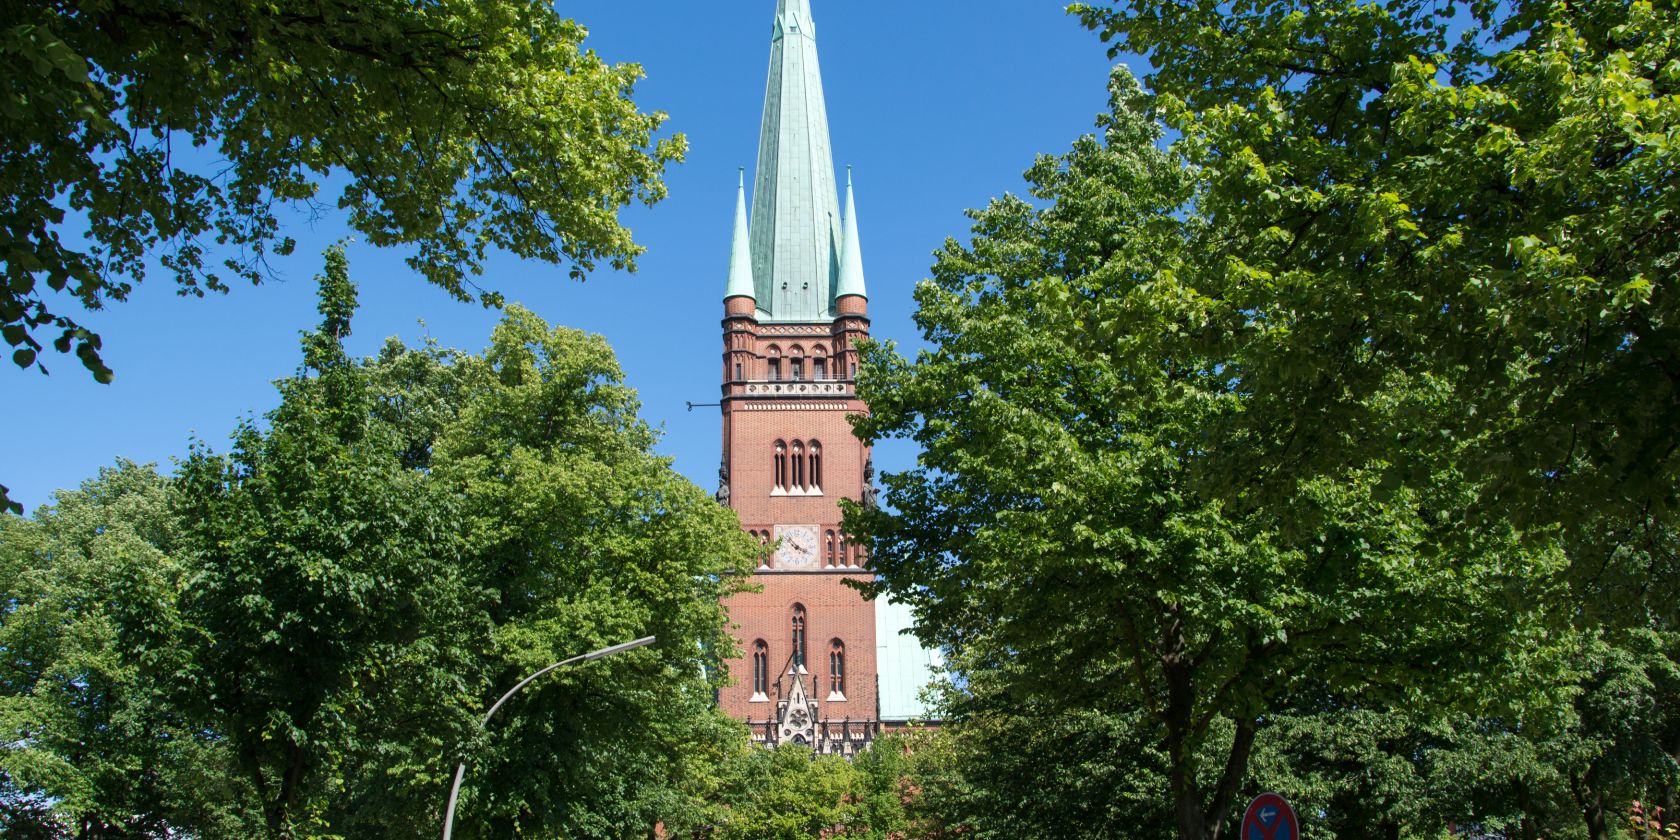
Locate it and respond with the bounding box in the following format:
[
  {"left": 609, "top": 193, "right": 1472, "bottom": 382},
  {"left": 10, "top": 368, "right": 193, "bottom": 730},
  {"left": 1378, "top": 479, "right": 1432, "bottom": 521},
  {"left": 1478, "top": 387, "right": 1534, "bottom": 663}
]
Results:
[
  {"left": 0, "top": 461, "right": 262, "bottom": 837},
  {"left": 0, "top": 0, "right": 685, "bottom": 513},
  {"left": 172, "top": 247, "right": 480, "bottom": 835},
  {"left": 702, "top": 733, "right": 935, "bottom": 840},
  {"left": 850, "top": 0, "right": 1680, "bottom": 834},
  {"left": 1070, "top": 0, "right": 1680, "bottom": 537},
  {"left": 850, "top": 67, "right": 1567, "bottom": 840},
  {"left": 1, "top": 249, "right": 755, "bottom": 838}
]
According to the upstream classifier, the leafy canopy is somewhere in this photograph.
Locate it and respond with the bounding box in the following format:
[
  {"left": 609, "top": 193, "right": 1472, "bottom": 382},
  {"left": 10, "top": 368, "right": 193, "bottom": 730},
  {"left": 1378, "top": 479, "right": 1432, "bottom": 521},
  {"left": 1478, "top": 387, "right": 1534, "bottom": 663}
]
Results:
[
  {"left": 0, "top": 0, "right": 682, "bottom": 383},
  {"left": 849, "top": 66, "right": 1566, "bottom": 840},
  {"left": 3, "top": 249, "right": 759, "bottom": 838}
]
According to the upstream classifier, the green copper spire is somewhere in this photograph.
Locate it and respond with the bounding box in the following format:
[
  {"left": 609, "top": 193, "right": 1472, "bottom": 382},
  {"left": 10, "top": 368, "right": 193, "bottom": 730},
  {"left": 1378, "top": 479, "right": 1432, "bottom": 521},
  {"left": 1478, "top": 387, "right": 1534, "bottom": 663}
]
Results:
[
  {"left": 835, "top": 167, "right": 867, "bottom": 301},
  {"left": 748, "top": 0, "right": 844, "bottom": 322},
  {"left": 725, "top": 169, "right": 755, "bottom": 301}
]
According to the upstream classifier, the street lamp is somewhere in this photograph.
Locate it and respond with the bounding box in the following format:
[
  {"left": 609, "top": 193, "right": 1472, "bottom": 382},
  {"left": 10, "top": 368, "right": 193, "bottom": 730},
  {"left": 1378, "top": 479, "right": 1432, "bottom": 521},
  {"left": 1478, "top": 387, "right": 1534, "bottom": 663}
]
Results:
[{"left": 441, "top": 635, "right": 657, "bottom": 840}]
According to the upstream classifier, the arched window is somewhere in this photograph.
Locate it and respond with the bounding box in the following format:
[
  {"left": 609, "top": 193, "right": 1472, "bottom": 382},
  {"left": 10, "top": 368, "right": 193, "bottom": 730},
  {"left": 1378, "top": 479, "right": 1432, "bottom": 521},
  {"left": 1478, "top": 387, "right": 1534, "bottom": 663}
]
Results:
[
  {"left": 808, "top": 441, "right": 822, "bottom": 491},
  {"left": 824, "top": 530, "right": 836, "bottom": 568},
  {"left": 790, "top": 345, "right": 805, "bottom": 381},
  {"left": 752, "top": 640, "right": 769, "bottom": 697},
  {"left": 791, "top": 441, "right": 805, "bottom": 489},
  {"left": 767, "top": 345, "right": 782, "bottom": 381},
  {"left": 836, "top": 533, "right": 847, "bottom": 567},
  {"left": 791, "top": 604, "right": 807, "bottom": 671},
  {"left": 829, "top": 640, "right": 845, "bottom": 697},
  {"left": 813, "top": 355, "right": 827, "bottom": 380},
  {"left": 774, "top": 441, "right": 787, "bottom": 490}
]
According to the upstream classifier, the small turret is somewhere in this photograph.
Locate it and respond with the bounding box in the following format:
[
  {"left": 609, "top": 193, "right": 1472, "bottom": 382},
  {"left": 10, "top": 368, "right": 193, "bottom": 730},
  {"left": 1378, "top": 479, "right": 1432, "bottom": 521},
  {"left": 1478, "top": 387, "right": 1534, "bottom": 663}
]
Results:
[
  {"left": 725, "top": 169, "right": 756, "bottom": 316},
  {"left": 834, "top": 167, "right": 867, "bottom": 315}
]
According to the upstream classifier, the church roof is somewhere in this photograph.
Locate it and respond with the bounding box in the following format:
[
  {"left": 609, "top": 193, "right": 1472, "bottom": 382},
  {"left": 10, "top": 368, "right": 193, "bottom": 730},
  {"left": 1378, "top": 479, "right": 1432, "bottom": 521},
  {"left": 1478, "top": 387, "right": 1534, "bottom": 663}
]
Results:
[{"left": 742, "top": 0, "right": 851, "bottom": 322}]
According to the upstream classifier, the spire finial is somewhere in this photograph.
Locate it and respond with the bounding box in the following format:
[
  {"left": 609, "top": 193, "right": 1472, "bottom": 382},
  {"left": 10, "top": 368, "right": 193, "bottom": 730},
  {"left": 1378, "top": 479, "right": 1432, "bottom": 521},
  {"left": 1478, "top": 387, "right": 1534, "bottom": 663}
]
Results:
[
  {"left": 836, "top": 169, "right": 867, "bottom": 302},
  {"left": 725, "top": 169, "right": 755, "bottom": 302}
]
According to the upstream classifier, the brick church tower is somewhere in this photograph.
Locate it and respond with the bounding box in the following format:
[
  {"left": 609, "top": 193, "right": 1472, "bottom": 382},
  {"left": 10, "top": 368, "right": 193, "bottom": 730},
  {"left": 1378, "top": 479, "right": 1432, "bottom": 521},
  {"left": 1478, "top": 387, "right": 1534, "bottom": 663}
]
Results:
[{"left": 713, "top": 0, "right": 885, "bottom": 753}]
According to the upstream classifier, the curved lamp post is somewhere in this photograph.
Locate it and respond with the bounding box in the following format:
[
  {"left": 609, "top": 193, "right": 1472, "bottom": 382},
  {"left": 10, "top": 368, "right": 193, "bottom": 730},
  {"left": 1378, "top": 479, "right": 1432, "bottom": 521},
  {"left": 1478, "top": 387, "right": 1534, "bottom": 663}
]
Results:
[{"left": 441, "top": 635, "right": 656, "bottom": 840}]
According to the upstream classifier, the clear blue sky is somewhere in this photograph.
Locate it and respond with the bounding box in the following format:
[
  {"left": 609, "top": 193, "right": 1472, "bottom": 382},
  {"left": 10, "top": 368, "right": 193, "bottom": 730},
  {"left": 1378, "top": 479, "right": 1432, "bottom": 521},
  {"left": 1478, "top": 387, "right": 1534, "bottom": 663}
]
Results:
[{"left": 3, "top": 1, "right": 1135, "bottom": 513}]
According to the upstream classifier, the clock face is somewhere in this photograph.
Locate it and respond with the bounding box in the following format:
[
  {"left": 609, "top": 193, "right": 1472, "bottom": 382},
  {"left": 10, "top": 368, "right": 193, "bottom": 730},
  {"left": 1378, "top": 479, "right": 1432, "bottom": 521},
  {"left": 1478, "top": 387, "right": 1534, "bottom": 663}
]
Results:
[{"left": 773, "top": 525, "right": 820, "bottom": 569}]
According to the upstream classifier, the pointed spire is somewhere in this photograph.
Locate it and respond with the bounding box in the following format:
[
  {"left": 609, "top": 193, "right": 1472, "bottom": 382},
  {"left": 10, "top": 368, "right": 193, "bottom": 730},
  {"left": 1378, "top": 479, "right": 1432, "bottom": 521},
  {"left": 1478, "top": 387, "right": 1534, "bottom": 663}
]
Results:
[
  {"left": 725, "top": 168, "right": 755, "bottom": 302},
  {"left": 835, "top": 167, "right": 867, "bottom": 302},
  {"left": 748, "top": 0, "right": 844, "bottom": 322}
]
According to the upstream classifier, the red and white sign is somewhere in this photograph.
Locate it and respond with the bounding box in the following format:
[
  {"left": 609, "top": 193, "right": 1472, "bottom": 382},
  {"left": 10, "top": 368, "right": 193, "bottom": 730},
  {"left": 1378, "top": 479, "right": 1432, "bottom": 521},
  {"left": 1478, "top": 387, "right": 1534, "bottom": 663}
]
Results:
[{"left": 1240, "top": 792, "right": 1299, "bottom": 840}]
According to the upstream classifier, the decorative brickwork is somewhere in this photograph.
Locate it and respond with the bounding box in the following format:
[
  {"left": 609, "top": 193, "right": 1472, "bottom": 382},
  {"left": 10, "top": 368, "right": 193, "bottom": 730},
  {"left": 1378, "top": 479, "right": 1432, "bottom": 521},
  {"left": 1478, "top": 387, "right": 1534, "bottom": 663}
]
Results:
[{"left": 716, "top": 307, "right": 879, "bottom": 732}]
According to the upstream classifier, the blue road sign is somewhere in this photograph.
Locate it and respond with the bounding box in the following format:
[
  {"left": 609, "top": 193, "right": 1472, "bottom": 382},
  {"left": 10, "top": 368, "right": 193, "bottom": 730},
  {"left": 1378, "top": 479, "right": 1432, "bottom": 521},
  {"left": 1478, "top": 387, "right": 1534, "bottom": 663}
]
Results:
[{"left": 1241, "top": 792, "right": 1299, "bottom": 840}]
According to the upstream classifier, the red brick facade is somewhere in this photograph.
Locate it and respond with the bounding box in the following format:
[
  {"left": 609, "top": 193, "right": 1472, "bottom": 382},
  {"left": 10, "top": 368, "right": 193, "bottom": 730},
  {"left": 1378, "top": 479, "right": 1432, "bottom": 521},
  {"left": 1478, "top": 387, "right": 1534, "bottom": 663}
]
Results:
[{"left": 716, "top": 293, "right": 879, "bottom": 735}]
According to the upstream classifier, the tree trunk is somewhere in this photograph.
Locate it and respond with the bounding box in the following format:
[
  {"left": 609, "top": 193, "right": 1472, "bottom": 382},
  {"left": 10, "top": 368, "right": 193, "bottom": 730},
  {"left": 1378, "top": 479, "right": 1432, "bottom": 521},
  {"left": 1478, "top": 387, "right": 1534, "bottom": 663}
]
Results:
[
  {"left": 1570, "top": 770, "right": 1611, "bottom": 840},
  {"left": 1514, "top": 780, "right": 1541, "bottom": 840},
  {"left": 1664, "top": 732, "right": 1680, "bottom": 823},
  {"left": 1162, "top": 611, "right": 1208, "bottom": 840},
  {"left": 1159, "top": 613, "right": 1257, "bottom": 840}
]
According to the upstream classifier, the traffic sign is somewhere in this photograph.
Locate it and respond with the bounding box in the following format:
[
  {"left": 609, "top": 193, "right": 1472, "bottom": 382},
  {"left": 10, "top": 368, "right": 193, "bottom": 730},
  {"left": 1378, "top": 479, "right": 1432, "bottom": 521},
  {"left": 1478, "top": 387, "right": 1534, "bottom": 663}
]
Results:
[{"left": 1240, "top": 792, "right": 1299, "bottom": 840}]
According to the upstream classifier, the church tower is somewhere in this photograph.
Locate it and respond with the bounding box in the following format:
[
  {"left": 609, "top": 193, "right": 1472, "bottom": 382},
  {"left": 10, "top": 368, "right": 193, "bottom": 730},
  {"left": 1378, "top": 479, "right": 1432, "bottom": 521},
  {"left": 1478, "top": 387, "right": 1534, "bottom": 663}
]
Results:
[{"left": 715, "top": 0, "right": 879, "bottom": 753}]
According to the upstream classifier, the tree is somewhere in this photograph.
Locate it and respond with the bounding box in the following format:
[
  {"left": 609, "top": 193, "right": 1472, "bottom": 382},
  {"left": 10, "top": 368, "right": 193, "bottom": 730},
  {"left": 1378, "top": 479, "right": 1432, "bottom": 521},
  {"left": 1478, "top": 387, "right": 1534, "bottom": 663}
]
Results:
[
  {"left": 848, "top": 69, "right": 1565, "bottom": 840},
  {"left": 702, "top": 733, "right": 932, "bottom": 840},
  {"left": 4, "top": 248, "right": 757, "bottom": 837},
  {"left": 172, "top": 248, "right": 482, "bottom": 836},
  {"left": 0, "top": 460, "right": 263, "bottom": 837},
  {"left": 712, "top": 745, "right": 859, "bottom": 840},
  {"left": 908, "top": 656, "right": 1178, "bottom": 840},
  {"left": 0, "top": 0, "right": 686, "bottom": 514},
  {"left": 393, "top": 304, "right": 756, "bottom": 838},
  {"left": 1069, "top": 0, "right": 1680, "bottom": 539}
]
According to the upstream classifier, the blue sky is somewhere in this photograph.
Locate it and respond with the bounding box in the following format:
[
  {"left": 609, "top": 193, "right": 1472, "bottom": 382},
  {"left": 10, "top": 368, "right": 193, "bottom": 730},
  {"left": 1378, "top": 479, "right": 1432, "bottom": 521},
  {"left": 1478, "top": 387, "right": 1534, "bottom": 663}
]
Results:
[{"left": 3, "top": 1, "right": 1135, "bottom": 513}]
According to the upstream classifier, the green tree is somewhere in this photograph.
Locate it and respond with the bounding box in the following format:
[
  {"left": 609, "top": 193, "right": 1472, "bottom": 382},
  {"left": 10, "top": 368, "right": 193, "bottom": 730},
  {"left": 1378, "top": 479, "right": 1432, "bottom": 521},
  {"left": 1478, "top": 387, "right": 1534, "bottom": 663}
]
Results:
[
  {"left": 712, "top": 745, "right": 858, "bottom": 840},
  {"left": 703, "top": 734, "right": 933, "bottom": 840},
  {"left": 849, "top": 69, "right": 1564, "bottom": 840},
  {"left": 4, "top": 248, "right": 758, "bottom": 838},
  {"left": 172, "top": 247, "right": 481, "bottom": 836},
  {"left": 908, "top": 659, "right": 1177, "bottom": 840},
  {"left": 1070, "top": 0, "right": 1680, "bottom": 540},
  {"left": 1, "top": 0, "right": 686, "bottom": 514},
  {"left": 1031, "top": 16, "right": 1680, "bottom": 828},
  {"left": 411, "top": 303, "right": 756, "bottom": 837},
  {"left": 0, "top": 460, "right": 263, "bottom": 837}
]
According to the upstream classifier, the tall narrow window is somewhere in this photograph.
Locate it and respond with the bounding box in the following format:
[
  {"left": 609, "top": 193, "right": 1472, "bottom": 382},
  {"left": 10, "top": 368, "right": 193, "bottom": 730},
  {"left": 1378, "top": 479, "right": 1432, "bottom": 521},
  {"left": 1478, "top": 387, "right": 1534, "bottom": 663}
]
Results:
[
  {"left": 791, "top": 605, "right": 807, "bottom": 672},
  {"left": 774, "top": 441, "right": 787, "bottom": 490},
  {"left": 734, "top": 362, "right": 743, "bottom": 381},
  {"left": 769, "top": 358, "right": 782, "bottom": 381},
  {"left": 808, "top": 441, "right": 822, "bottom": 491},
  {"left": 814, "top": 357, "right": 827, "bottom": 380},
  {"left": 829, "top": 640, "right": 845, "bottom": 697},
  {"left": 791, "top": 441, "right": 805, "bottom": 489},
  {"left": 792, "top": 359, "right": 804, "bottom": 381},
  {"left": 752, "top": 640, "right": 769, "bottom": 697},
  {"left": 825, "top": 530, "right": 836, "bottom": 568},
  {"left": 836, "top": 534, "right": 847, "bottom": 567}
]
